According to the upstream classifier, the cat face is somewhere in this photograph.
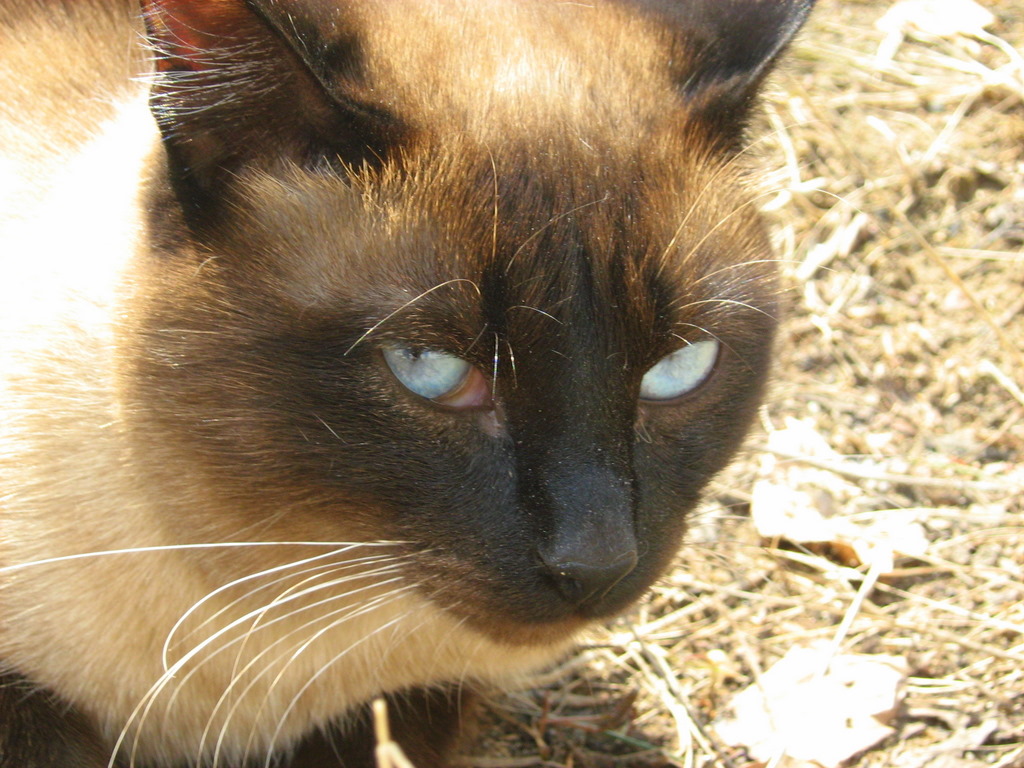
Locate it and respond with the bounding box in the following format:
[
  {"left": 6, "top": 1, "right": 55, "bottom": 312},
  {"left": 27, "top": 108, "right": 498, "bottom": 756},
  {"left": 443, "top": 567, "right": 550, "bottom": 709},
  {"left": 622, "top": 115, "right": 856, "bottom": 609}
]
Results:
[{"left": 128, "top": 0, "right": 810, "bottom": 645}]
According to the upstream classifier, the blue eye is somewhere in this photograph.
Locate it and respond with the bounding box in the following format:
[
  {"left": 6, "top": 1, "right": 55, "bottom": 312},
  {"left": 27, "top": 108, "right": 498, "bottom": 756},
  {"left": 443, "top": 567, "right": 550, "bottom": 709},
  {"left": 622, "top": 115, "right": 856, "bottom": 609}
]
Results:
[
  {"left": 639, "top": 339, "right": 719, "bottom": 402},
  {"left": 383, "top": 347, "right": 472, "bottom": 401}
]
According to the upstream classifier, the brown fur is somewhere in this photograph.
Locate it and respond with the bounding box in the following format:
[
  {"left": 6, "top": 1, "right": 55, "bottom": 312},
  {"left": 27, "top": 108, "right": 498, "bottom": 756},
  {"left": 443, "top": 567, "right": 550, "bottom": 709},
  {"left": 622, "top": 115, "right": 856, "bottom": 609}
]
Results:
[{"left": 0, "top": 0, "right": 813, "bottom": 765}]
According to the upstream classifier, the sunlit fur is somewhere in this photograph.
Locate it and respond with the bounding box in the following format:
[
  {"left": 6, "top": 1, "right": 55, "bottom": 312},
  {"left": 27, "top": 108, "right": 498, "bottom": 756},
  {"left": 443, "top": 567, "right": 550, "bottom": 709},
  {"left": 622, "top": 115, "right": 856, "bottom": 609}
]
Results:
[{"left": 1, "top": 0, "right": 812, "bottom": 765}]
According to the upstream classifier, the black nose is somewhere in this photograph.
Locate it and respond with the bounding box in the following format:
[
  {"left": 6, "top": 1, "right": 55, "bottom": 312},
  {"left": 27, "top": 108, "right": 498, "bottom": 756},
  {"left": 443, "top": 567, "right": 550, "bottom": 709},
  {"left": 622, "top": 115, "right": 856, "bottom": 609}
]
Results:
[
  {"left": 538, "top": 543, "right": 638, "bottom": 606},
  {"left": 529, "top": 459, "right": 639, "bottom": 607}
]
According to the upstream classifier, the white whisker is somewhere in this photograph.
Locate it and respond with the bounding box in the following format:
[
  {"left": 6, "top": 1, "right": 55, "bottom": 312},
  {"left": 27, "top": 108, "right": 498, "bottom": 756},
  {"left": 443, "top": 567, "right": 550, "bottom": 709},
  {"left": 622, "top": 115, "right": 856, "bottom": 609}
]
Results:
[
  {"left": 0, "top": 540, "right": 405, "bottom": 576},
  {"left": 491, "top": 333, "right": 501, "bottom": 400},
  {"left": 505, "top": 304, "right": 562, "bottom": 324},
  {"left": 687, "top": 257, "right": 802, "bottom": 289},
  {"left": 655, "top": 128, "right": 786, "bottom": 278},
  {"left": 110, "top": 553, "right": 410, "bottom": 768},
  {"left": 253, "top": 580, "right": 458, "bottom": 765},
  {"left": 163, "top": 549, "right": 402, "bottom": 668},
  {"left": 669, "top": 187, "right": 789, "bottom": 277},
  {"left": 312, "top": 413, "right": 343, "bottom": 441},
  {"left": 251, "top": 586, "right": 427, "bottom": 768},
  {"left": 670, "top": 327, "right": 755, "bottom": 375},
  {"left": 669, "top": 297, "right": 778, "bottom": 321},
  {"left": 160, "top": 564, "right": 408, "bottom": 718},
  {"left": 204, "top": 582, "right": 414, "bottom": 767},
  {"left": 506, "top": 195, "right": 608, "bottom": 269},
  {"left": 343, "top": 279, "right": 481, "bottom": 356},
  {"left": 505, "top": 339, "right": 518, "bottom": 388},
  {"left": 219, "top": 561, "right": 409, "bottom": 681}
]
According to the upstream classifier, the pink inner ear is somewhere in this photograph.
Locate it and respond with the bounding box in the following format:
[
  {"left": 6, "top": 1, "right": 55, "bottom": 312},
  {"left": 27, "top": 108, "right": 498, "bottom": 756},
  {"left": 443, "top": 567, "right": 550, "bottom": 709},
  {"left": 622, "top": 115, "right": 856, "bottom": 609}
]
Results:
[{"left": 141, "top": 0, "right": 251, "bottom": 72}]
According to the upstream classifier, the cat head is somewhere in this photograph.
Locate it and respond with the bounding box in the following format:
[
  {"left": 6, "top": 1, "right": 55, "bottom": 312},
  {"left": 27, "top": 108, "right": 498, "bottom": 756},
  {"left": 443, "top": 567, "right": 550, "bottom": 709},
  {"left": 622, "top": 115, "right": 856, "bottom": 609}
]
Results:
[{"left": 129, "top": 0, "right": 812, "bottom": 644}]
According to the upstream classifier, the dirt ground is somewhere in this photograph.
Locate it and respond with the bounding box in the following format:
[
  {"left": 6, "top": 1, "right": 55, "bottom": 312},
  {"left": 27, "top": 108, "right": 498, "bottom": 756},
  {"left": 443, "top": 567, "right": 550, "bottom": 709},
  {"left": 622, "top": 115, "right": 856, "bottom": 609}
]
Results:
[{"left": 459, "top": 2, "right": 1024, "bottom": 767}]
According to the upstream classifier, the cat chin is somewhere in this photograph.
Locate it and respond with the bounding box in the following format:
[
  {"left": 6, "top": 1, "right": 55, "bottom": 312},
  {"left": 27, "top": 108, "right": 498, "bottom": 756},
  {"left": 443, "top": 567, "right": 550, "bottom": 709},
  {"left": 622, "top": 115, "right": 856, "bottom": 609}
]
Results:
[
  {"left": 424, "top": 582, "right": 634, "bottom": 647},
  {"left": 407, "top": 546, "right": 663, "bottom": 646},
  {"left": 453, "top": 611, "right": 591, "bottom": 650}
]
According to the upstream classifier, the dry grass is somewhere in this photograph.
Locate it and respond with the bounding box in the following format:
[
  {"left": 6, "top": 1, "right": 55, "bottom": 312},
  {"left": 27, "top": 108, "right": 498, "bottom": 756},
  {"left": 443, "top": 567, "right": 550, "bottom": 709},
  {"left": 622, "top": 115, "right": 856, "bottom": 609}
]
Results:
[{"left": 466, "top": 2, "right": 1024, "bottom": 766}]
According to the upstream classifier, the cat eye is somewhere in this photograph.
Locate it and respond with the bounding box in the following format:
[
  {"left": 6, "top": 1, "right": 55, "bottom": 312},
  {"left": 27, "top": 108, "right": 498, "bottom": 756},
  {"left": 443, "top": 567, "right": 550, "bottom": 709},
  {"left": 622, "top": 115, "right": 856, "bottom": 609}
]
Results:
[
  {"left": 383, "top": 346, "right": 491, "bottom": 408},
  {"left": 639, "top": 339, "right": 720, "bottom": 402}
]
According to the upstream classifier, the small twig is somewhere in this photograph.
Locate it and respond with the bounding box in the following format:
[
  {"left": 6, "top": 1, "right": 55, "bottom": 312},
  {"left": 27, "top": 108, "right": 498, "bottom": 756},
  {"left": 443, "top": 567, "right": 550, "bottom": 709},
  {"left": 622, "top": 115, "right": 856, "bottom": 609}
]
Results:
[
  {"left": 822, "top": 556, "right": 887, "bottom": 672},
  {"left": 874, "top": 583, "right": 1024, "bottom": 637},
  {"left": 893, "top": 207, "right": 1024, "bottom": 375},
  {"left": 454, "top": 757, "right": 545, "bottom": 768},
  {"left": 626, "top": 634, "right": 738, "bottom": 768},
  {"left": 890, "top": 620, "right": 1024, "bottom": 664},
  {"left": 937, "top": 247, "right": 1024, "bottom": 263},
  {"left": 992, "top": 742, "right": 1024, "bottom": 768},
  {"left": 373, "top": 699, "right": 417, "bottom": 768},
  {"left": 979, "top": 360, "right": 1024, "bottom": 410},
  {"left": 760, "top": 446, "right": 1017, "bottom": 494}
]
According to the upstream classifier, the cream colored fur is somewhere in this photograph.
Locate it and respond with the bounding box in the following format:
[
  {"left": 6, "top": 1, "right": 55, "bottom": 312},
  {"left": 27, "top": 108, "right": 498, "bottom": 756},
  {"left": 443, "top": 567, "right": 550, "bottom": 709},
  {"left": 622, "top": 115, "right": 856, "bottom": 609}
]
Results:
[{"left": 0, "top": 57, "right": 571, "bottom": 768}]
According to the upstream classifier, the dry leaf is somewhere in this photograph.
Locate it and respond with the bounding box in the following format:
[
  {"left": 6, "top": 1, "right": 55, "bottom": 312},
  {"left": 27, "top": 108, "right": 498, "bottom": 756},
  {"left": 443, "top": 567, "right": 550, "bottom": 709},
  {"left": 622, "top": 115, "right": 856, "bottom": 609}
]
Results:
[
  {"left": 713, "top": 642, "right": 909, "bottom": 768},
  {"left": 752, "top": 421, "right": 934, "bottom": 573},
  {"left": 876, "top": 0, "right": 995, "bottom": 39},
  {"left": 752, "top": 418, "right": 856, "bottom": 543}
]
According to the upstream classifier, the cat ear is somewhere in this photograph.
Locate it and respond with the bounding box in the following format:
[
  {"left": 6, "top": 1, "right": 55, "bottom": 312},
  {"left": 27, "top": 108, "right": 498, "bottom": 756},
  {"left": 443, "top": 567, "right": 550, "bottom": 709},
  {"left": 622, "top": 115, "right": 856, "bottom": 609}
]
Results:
[
  {"left": 140, "top": 0, "right": 404, "bottom": 211},
  {"left": 655, "top": 0, "right": 815, "bottom": 143}
]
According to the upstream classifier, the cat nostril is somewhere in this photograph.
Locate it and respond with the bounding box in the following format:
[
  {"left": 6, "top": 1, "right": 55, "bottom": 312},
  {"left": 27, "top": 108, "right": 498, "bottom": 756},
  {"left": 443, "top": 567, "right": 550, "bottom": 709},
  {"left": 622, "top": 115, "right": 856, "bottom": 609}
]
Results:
[{"left": 540, "top": 548, "right": 638, "bottom": 606}]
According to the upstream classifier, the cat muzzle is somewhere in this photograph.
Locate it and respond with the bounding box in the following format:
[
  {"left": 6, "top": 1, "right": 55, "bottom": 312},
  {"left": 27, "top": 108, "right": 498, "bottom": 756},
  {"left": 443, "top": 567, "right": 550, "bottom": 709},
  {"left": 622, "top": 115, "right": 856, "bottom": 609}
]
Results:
[{"left": 533, "top": 461, "right": 640, "bottom": 608}]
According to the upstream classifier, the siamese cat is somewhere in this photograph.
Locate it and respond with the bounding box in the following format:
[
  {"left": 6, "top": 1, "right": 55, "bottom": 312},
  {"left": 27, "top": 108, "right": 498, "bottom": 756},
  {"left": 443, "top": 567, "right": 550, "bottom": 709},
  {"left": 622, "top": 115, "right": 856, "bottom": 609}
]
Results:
[{"left": 0, "top": 0, "right": 814, "bottom": 765}]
